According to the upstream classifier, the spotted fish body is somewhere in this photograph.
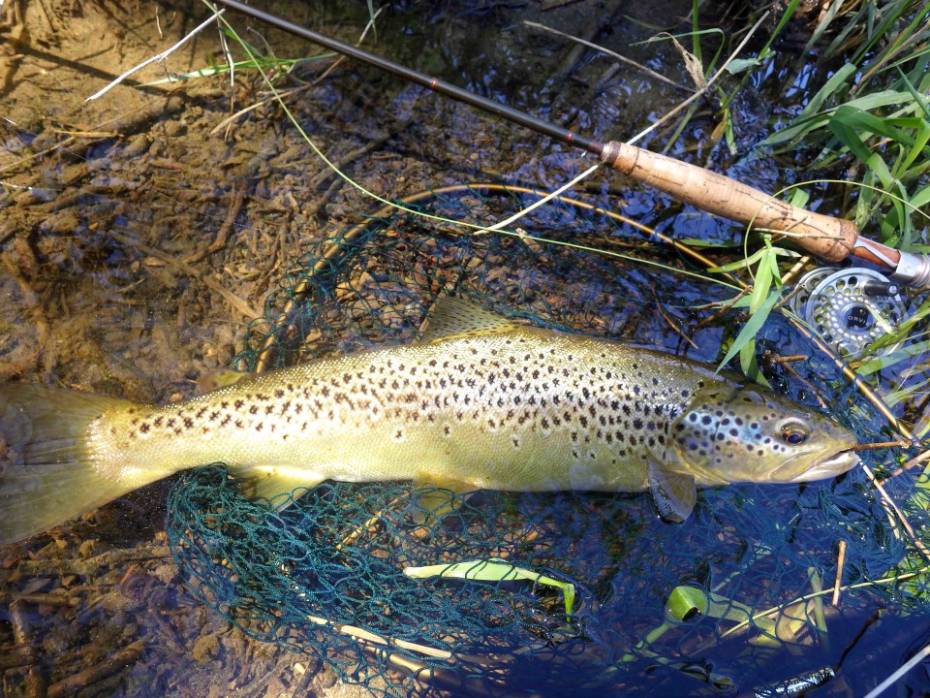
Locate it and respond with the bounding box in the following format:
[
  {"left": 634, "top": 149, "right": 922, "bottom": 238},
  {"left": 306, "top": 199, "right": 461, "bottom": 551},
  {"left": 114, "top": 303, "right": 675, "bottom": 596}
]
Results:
[
  {"left": 97, "top": 330, "right": 711, "bottom": 492},
  {"left": 0, "top": 299, "right": 859, "bottom": 543}
]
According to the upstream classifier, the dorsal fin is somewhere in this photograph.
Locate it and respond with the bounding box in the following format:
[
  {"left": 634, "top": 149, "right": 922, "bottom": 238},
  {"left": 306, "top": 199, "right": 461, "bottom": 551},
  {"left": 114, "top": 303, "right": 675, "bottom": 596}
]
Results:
[{"left": 419, "top": 297, "right": 524, "bottom": 343}]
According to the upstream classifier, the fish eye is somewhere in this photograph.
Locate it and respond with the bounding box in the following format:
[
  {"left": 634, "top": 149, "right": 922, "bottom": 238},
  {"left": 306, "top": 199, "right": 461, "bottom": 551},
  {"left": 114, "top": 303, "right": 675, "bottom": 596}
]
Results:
[{"left": 780, "top": 423, "right": 809, "bottom": 445}]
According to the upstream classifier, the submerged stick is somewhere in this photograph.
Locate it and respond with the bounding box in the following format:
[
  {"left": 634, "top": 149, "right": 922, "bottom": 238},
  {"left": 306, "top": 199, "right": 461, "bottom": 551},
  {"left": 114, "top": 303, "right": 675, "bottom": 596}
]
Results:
[
  {"left": 46, "top": 640, "right": 145, "bottom": 698},
  {"left": 831, "top": 540, "right": 847, "bottom": 606}
]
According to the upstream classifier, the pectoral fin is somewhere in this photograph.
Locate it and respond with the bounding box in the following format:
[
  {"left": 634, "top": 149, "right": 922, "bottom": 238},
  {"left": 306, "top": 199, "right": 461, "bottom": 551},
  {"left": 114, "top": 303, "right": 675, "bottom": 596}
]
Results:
[{"left": 647, "top": 459, "right": 697, "bottom": 523}]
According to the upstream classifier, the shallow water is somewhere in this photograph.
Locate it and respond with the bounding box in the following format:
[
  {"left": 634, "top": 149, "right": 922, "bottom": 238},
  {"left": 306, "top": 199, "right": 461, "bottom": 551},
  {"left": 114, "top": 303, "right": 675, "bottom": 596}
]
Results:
[{"left": 1, "top": 0, "right": 929, "bottom": 696}]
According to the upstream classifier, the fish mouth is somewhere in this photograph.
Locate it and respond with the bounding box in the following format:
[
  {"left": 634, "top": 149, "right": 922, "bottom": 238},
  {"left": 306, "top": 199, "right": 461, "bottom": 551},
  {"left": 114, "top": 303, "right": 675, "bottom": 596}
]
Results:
[{"left": 789, "top": 450, "right": 861, "bottom": 482}]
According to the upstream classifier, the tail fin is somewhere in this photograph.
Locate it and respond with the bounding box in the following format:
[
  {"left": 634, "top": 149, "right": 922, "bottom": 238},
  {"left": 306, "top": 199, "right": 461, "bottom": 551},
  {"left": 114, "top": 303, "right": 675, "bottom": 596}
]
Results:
[{"left": 0, "top": 383, "right": 138, "bottom": 544}]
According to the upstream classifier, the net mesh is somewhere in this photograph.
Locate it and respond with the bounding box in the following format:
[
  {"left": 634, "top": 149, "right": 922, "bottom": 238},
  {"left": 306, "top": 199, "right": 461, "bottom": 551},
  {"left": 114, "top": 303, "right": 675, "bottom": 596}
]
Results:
[{"left": 164, "top": 185, "right": 930, "bottom": 695}]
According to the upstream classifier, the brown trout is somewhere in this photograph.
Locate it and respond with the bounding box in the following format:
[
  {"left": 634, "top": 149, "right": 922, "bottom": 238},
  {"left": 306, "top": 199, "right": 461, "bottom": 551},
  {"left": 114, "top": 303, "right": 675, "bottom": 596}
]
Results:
[{"left": 0, "top": 298, "right": 859, "bottom": 544}]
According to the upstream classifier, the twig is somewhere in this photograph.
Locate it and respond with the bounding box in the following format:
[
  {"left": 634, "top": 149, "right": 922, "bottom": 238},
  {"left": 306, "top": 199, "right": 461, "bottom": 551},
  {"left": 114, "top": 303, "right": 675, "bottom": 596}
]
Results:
[
  {"left": 209, "top": 84, "right": 313, "bottom": 135},
  {"left": 185, "top": 181, "right": 247, "bottom": 264},
  {"left": 546, "top": 0, "right": 625, "bottom": 80},
  {"left": 779, "top": 359, "right": 829, "bottom": 410},
  {"left": 85, "top": 10, "right": 223, "bottom": 101},
  {"left": 108, "top": 231, "right": 261, "bottom": 320},
  {"left": 474, "top": 164, "right": 601, "bottom": 235},
  {"left": 721, "top": 563, "right": 930, "bottom": 642},
  {"left": 851, "top": 440, "right": 916, "bottom": 452},
  {"left": 210, "top": 4, "right": 381, "bottom": 136},
  {"left": 887, "top": 448, "right": 930, "bottom": 480},
  {"left": 0, "top": 592, "right": 81, "bottom": 607},
  {"left": 784, "top": 315, "right": 929, "bottom": 562},
  {"left": 524, "top": 21, "right": 691, "bottom": 91},
  {"left": 335, "top": 496, "right": 404, "bottom": 552},
  {"left": 14, "top": 545, "right": 170, "bottom": 576},
  {"left": 306, "top": 128, "right": 400, "bottom": 191},
  {"left": 787, "top": 316, "right": 912, "bottom": 439},
  {"left": 768, "top": 353, "right": 808, "bottom": 364},
  {"left": 862, "top": 464, "right": 930, "bottom": 563},
  {"left": 650, "top": 283, "right": 698, "bottom": 350},
  {"left": 831, "top": 540, "right": 847, "bottom": 606},
  {"left": 10, "top": 600, "right": 46, "bottom": 698},
  {"left": 863, "top": 641, "right": 930, "bottom": 698},
  {"left": 47, "top": 640, "right": 145, "bottom": 698}
]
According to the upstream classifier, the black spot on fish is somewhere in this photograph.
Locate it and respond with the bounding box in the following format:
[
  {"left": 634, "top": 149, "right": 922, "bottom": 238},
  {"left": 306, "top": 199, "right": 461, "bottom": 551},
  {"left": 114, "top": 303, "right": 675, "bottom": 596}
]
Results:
[{"left": 183, "top": 417, "right": 193, "bottom": 429}]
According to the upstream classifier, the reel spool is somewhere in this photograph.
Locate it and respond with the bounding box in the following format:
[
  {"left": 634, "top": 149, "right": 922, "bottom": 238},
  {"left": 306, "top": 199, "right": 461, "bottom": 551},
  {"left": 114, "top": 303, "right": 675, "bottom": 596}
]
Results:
[{"left": 789, "top": 267, "right": 906, "bottom": 358}]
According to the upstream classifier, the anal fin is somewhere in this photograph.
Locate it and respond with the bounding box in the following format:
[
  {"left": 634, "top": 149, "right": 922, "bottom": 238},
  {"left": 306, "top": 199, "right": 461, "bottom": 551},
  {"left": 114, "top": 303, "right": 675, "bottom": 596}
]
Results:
[
  {"left": 239, "top": 466, "right": 323, "bottom": 510},
  {"left": 412, "top": 474, "right": 474, "bottom": 524}
]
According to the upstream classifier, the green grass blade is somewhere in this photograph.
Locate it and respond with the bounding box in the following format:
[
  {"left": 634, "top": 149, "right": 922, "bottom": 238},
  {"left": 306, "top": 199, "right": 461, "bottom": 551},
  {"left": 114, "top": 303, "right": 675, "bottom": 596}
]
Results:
[
  {"left": 717, "top": 289, "right": 780, "bottom": 372},
  {"left": 404, "top": 559, "right": 577, "bottom": 618}
]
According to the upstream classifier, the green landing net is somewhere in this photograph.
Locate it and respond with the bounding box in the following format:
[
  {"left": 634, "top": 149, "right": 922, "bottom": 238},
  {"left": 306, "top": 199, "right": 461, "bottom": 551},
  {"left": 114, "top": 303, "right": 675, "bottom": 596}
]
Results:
[{"left": 164, "top": 185, "right": 930, "bottom": 696}]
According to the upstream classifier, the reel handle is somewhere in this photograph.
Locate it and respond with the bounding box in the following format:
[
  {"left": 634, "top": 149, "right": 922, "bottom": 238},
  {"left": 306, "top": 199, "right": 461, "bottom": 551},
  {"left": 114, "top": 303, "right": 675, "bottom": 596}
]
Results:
[{"left": 600, "top": 141, "right": 859, "bottom": 262}]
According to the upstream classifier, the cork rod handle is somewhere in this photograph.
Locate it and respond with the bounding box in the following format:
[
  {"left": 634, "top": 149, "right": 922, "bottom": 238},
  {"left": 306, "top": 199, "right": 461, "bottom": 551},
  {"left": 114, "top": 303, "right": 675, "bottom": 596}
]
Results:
[{"left": 601, "top": 141, "right": 860, "bottom": 263}]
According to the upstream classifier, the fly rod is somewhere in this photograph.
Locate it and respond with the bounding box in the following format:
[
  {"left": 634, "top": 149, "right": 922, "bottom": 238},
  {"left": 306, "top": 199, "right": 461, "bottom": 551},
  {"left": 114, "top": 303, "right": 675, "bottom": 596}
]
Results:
[{"left": 212, "top": 0, "right": 930, "bottom": 288}]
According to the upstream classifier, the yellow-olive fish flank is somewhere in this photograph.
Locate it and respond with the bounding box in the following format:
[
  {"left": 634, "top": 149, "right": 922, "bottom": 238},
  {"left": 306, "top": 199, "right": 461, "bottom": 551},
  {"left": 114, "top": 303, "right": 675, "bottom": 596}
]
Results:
[{"left": 0, "top": 298, "right": 860, "bottom": 543}]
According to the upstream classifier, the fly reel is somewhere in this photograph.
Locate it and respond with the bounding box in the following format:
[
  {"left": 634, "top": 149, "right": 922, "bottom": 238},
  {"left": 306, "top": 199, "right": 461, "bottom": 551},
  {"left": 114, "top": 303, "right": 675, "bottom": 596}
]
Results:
[{"left": 789, "top": 267, "right": 906, "bottom": 358}]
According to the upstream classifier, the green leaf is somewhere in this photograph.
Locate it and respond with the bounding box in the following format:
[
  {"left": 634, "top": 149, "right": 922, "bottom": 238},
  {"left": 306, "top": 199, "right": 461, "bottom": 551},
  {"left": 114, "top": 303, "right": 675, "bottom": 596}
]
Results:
[
  {"left": 708, "top": 246, "right": 798, "bottom": 273},
  {"left": 831, "top": 105, "right": 913, "bottom": 145},
  {"left": 868, "top": 294, "right": 930, "bottom": 351},
  {"left": 798, "top": 63, "right": 857, "bottom": 119},
  {"left": 764, "top": 90, "right": 914, "bottom": 147},
  {"left": 404, "top": 559, "right": 577, "bottom": 618},
  {"left": 709, "top": 247, "right": 768, "bottom": 272},
  {"left": 725, "top": 56, "right": 764, "bottom": 74},
  {"left": 857, "top": 339, "right": 930, "bottom": 375},
  {"left": 677, "top": 238, "right": 743, "bottom": 248},
  {"left": 910, "top": 182, "right": 930, "bottom": 209},
  {"left": 901, "top": 123, "right": 930, "bottom": 173},
  {"left": 717, "top": 290, "right": 781, "bottom": 372},
  {"left": 665, "top": 586, "right": 776, "bottom": 635},
  {"left": 788, "top": 188, "right": 811, "bottom": 208},
  {"left": 865, "top": 152, "right": 896, "bottom": 189},
  {"left": 828, "top": 119, "right": 875, "bottom": 162}
]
